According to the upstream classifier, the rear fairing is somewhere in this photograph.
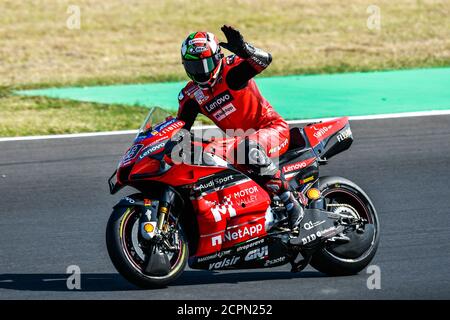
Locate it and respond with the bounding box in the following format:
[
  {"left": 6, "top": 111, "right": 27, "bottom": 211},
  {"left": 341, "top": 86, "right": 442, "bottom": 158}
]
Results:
[{"left": 303, "top": 117, "right": 353, "bottom": 160}]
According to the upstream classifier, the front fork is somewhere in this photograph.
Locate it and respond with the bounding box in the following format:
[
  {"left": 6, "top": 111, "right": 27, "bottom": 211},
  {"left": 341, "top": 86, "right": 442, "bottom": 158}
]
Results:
[{"left": 140, "top": 187, "right": 176, "bottom": 241}]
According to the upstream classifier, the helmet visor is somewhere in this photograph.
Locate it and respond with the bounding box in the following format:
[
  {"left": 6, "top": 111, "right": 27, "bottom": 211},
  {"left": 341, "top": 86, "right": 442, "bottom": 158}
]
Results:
[{"left": 183, "top": 55, "right": 221, "bottom": 77}]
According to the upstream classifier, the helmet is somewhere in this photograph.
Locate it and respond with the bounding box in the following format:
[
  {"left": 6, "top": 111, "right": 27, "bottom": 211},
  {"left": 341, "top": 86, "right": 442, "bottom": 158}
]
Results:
[{"left": 181, "top": 32, "right": 223, "bottom": 88}]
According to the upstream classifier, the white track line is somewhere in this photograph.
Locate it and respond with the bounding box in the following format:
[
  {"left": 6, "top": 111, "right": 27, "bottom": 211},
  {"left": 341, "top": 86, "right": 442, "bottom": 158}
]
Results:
[
  {"left": 1, "top": 110, "right": 449, "bottom": 142},
  {"left": 0, "top": 130, "right": 138, "bottom": 142}
]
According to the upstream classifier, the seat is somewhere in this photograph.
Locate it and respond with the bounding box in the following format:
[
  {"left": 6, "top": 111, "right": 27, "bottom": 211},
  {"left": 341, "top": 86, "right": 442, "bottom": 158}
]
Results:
[{"left": 288, "top": 127, "right": 306, "bottom": 150}]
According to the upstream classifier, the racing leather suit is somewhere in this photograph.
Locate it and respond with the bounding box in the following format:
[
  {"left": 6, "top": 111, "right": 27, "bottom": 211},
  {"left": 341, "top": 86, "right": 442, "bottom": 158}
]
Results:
[{"left": 177, "top": 43, "right": 304, "bottom": 229}]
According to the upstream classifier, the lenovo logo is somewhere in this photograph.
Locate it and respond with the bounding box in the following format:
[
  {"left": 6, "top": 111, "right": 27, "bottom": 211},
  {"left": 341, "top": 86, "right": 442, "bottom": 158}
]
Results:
[{"left": 204, "top": 90, "right": 233, "bottom": 113}]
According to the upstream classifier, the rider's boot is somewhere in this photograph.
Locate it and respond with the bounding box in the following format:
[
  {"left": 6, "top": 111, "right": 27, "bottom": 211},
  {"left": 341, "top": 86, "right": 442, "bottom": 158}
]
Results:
[
  {"left": 264, "top": 170, "right": 305, "bottom": 231},
  {"left": 237, "top": 139, "right": 305, "bottom": 231}
]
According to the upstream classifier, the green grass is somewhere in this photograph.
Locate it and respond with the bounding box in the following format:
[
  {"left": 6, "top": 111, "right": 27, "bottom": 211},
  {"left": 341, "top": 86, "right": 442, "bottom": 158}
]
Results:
[
  {"left": 1, "top": 0, "right": 449, "bottom": 136},
  {"left": 0, "top": 93, "right": 149, "bottom": 136},
  {"left": 0, "top": 87, "right": 214, "bottom": 136}
]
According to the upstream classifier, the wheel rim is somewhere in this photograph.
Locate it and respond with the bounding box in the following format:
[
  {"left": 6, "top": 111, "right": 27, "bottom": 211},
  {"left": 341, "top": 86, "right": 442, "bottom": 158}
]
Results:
[
  {"left": 322, "top": 186, "right": 378, "bottom": 262},
  {"left": 120, "top": 208, "right": 187, "bottom": 279}
]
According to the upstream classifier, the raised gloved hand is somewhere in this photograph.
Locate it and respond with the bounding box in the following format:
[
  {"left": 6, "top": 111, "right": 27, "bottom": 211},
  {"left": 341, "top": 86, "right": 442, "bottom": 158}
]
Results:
[{"left": 219, "top": 25, "right": 253, "bottom": 58}]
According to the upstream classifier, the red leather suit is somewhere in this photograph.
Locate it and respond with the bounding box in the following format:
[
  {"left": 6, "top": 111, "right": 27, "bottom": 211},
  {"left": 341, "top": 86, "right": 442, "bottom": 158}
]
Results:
[{"left": 177, "top": 54, "right": 290, "bottom": 164}]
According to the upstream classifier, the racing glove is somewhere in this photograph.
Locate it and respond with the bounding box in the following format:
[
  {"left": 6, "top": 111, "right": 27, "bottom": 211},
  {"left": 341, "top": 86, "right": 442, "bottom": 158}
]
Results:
[
  {"left": 219, "top": 25, "right": 254, "bottom": 58},
  {"left": 219, "top": 25, "right": 272, "bottom": 71}
]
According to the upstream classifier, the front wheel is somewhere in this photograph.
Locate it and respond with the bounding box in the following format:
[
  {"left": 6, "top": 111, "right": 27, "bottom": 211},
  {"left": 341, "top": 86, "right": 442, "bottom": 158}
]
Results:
[
  {"left": 106, "top": 205, "right": 188, "bottom": 288},
  {"left": 309, "top": 176, "right": 380, "bottom": 276}
]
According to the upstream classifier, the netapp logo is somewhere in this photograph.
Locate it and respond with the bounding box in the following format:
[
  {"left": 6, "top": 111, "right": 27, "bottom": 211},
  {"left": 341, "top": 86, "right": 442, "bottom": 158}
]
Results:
[
  {"left": 224, "top": 224, "right": 263, "bottom": 242},
  {"left": 210, "top": 223, "right": 264, "bottom": 247},
  {"left": 204, "top": 90, "right": 233, "bottom": 113}
]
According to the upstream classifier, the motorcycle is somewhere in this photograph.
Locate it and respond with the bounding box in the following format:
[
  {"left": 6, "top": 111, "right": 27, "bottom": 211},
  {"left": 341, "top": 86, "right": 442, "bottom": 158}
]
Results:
[{"left": 106, "top": 107, "right": 380, "bottom": 288}]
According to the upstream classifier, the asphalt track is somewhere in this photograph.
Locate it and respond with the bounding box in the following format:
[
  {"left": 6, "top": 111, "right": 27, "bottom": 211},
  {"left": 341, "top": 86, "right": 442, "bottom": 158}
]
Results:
[{"left": 1, "top": 115, "right": 450, "bottom": 299}]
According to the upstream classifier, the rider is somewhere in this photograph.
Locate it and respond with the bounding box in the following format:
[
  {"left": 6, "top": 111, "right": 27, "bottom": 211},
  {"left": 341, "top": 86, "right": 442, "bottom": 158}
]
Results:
[{"left": 177, "top": 25, "right": 304, "bottom": 230}]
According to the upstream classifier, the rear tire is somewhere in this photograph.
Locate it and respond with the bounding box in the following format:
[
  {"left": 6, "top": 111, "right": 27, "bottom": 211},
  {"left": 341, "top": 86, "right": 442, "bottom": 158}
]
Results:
[
  {"left": 309, "top": 176, "right": 380, "bottom": 276},
  {"left": 106, "top": 206, "right": 188, "bottom": 288}
]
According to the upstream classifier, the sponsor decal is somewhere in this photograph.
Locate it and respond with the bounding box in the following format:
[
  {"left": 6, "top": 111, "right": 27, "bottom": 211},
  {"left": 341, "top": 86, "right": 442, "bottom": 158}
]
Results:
[
  {"left": 312, "top": 124, "right": 333, "bottom": 139},
  {"left": 197, "top": 253, "right": 218, "bottom": 263},
  {"left": 204, "top": 90, "right": 233, "bottom": 113},
  {"left": 236, "top": 238, "right": 265, "bottom": 252},
  {"left": 121, "top": 144, "right": 143, "bottom": 164},
  {"left": 195, "top": 174, "right": 235, "bottom": 192},
  {"left": 300, "top": 176, "right": 315, "bottom": 184},
  {"left": 264, "top": 256, "right": 286, "bottom": 266},
  {"left": 194, "top": 89, "right": 209, "bottom": 105},
  {"left": 189, "top": 45, "right": 208, "bottom": 53},
  {"left": 244, "top": 246, "right": 269, "bottom": 261},
  {"left": 211, "top": 235, "right": 222, "bottom": 246},
  {"left": 232, "top": 186, "right": 259, "bottom": 205},
  {"left": 186, "top": 83, "right": 200, "bottom": 96},
  {"left": 268, "top": 138, "right": 289, "bottom": 155},
  {"left": 212, "top": 103, "right": 236, "bottom": 121},
  {"left": 208, "top": 256, "right": 240, "bottom": 270},
  {"left": 211, "top": 196, "right": 236, "bottom": 222},
  {"left": 188, "top": 38, "right": 207, "bottom": 45},
  {"left": 139, "top": 141, "right": 166, "bottom": 159},
  {"left": 283, "top": 160, "right": 307, "bottom": 174},
  {"left": 211, "top": 222, "right": 264, "bottom": 247},
  {"left": 303, "top": 220, "right": 326, "bottom": 231},
  {"left": 282, "top": 158, "right": 316, "bottom": 174},
  {"left": 300, "top": 226, "right": 336, "bottom": 245},
  {"left": 224, "top": 223, "right": 264, "bottom": 242},
  {"left": 336, "top": 128, "right": 352, "bottom": 142},
  {"left": 154, "top": 118, "right": 177, "bottom": 131},
  {"left": 198, "top": 249, "right": 232, "bottom": 263},
  {"left": 124, "top": 197, "right": 135, "bottom": 204},
  {"left": 158, "top": 120, "right": 184, "bottom": 136},
  {"left": 233, "top": 186, "right": 259, "bottom": 198}
]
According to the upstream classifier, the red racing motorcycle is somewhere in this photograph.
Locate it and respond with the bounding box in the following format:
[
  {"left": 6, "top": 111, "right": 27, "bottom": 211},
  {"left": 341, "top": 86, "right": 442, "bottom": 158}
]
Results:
[{"left": 106, "top": 107, "right": 380, "bottom": 288}]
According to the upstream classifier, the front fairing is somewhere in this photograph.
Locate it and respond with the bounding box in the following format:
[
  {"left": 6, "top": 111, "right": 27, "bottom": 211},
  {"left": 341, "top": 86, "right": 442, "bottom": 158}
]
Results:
[{"left": 115, "top": 116, "right": 185, "bottom": 186}]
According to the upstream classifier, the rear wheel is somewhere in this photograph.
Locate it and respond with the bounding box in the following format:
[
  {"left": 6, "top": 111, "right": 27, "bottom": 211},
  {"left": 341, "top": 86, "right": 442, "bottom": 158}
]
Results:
[
  {"left": 106, "top": 206, "right": 188, "bottom": 288},
  {"left": 309, "top": 176, "right": 380, "bottom": 276}
]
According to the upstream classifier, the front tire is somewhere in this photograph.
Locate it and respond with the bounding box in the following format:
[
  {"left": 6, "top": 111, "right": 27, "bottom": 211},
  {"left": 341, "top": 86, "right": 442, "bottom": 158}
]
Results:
[
  {"left": 106, "top": 206, "right": 188, "bottom": 288},
  {"left": 309, "top": 176, "right": 380, "bottom": 276}
]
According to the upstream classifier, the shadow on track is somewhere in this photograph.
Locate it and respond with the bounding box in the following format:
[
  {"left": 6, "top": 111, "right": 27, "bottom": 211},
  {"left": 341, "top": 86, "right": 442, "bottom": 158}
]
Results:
[{"left": 0, "top": 270, "right": 327, "bottom": 292}]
